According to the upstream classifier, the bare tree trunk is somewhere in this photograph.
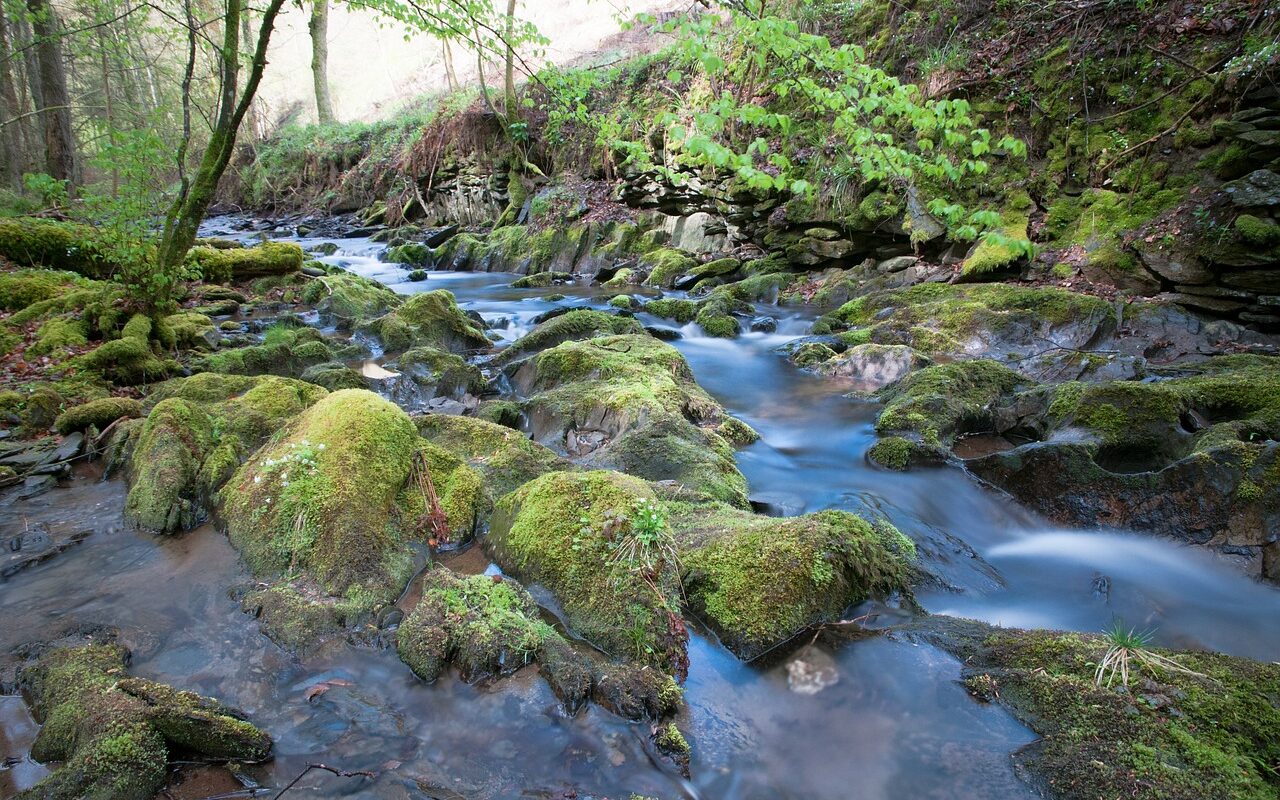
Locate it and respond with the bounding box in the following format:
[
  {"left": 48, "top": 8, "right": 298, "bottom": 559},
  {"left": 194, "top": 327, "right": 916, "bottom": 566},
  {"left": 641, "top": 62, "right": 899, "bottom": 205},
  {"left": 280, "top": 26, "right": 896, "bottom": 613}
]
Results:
[
  {"left": 157, "top": 0, "right": 287, "bottom": 274},
  {"left": 0, "top": 5, "right": 27, "bottom": 187},
  {"left": 441, "top": 39, "right": 458, "bottom": 92},
  {"left": 26, "top": 0, "right": 77, "bottom": 185},
  {"left": 502, "top": 0, "right": 516, "bottom": 118},
  {"left": 97, "top": 27, "right": 119, "bottom": 196},
  {"left": 309, "top": 0, "right": 334, "bottom": 124}
]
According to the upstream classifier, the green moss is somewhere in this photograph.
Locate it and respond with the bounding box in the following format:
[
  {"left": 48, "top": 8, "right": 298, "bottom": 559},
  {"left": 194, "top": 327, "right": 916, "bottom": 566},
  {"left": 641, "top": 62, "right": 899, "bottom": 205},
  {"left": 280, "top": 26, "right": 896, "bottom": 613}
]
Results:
[
  {"left": 695, "top": 307, "right": 739, "bottom": 338},
  {"left": 511, "top": 270, "right": 571, "bottom": 288},
  {"left": 644, "top": 298, "right": 698, "bottom": 324},
  {"left": 239, "top": 584, "right": 346, "bottom": 651},
  {"left": 641, "top": 248, "right": 698, "bottom": 288},
  {"left": 17, "top": 643, "right": 269, "bottom": 800},
  {"left": 221, "top": 389, "right": 420, "bottom": 606},
  {"left": 489, "top": 470, "right": 685, "bottom": 671},
  {"left": 300, "top": 362, "right": 367, "bottom": 391},
  {"left": 877, "top": 360, "right": 1024, "bottom": 445},
  {"left": 962, "top": 196, "right": 1032, "bottom": 276},
  {"left": 363, "top": 289, "right": 489, "bottom": 353},
  {"left": 655, "top": 722, "right": 690, "bottom": 759},
  {"left": 125, "top": 398, "right": 214, "bottom": 532},
  {"left": 395, "top": 346, "right": 484, "bottom": 396},
  {"left": 198, "top": 326, "right": 333, "bottom": 377},
  {"left": 0, "top": 217, "right": 125, "bottom": 278},
  {"left": 790, "top": 342, "right": 837, "bottom": 369},
  {"left": 0, "top": 268, "right": 86, "bottom": 311},
  {"left": 186, "top": 241, "right": 303, "bottom": 283},
  {"left": 944, "top": 622, "right": 1280, "bottom": 800},
  {"left": 602, "top": 267, "right": 634, "bottom": 288},
  {"left": 163, "top": 312, "right": 216, "bottom": 350},
  {"left": 416, "top": 413, "right": 570, "bottom": 499},
  {"left": 28, "top": 317, "right": 88, "bottom": 357},
  {"left": 397, "top": 567, "right": 559, "bottom": 681},
  {"left": 716, "top": 417, "right": 760, "bottom": 447},
  {"left": 1234, "top": 214, "right": 1280, "bottom": 248},
  {"left": 54, "top": 397, "right": 142, "bottom": 435},
  {"left": 677, "top": 503, "right": 913, "bottom": 660},
  {"left": 76, "top": 314, "right": 175, "bottom": 386},
  {"left": 302, "top": 271, "right": 402, "bottom": 327},
  {"left": 498, "top": 309, "right": 643, "bottom": 364},
  {"left": 385, "top": 243, "right": 433, "bottom": 266},
  {"left": 868, "top": 436, "right": 915, "bottom": 470}
]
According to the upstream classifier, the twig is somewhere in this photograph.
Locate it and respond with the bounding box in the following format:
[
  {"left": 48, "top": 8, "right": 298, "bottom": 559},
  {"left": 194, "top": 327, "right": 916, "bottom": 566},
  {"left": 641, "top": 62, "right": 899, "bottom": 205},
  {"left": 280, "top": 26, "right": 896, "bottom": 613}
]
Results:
[{"left": 271, "top": 762, "right": 376, "bottom": 799}]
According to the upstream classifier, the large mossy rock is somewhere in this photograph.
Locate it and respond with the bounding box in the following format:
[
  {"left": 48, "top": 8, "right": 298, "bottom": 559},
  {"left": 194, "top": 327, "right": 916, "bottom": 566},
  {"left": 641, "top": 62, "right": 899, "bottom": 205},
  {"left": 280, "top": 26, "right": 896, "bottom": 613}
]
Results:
[
  {"left": 509, "top": 334, "right": 748, "bottom": 505},
  {"left": 125, "top": 374, "right": 327, "bottom": 533},
  {"left": 415, "top": 413, "right": 571, "bottom": 498},
  {"left": 495, "top": 309, "right": 644, "bottom": 365},
  {"left": 221, "top": 389, "right": 422, "bottom": 604},
  {"left": 301, "top": 271, "right": 401, "bottom": 328},
  {"left": 16, "top": 643, "right": 270, "bottom": 800},
  {"left": 198, "top": 326, "right": 346, "bottom": 377},
  {"left": 915, "top": 617, "right": 1280, "bottom": 800},
  {"left": 488, "top": 470, "right": 687, "bottom": 673},
  {"left": 186, "top": 241, "right": 304, "bottom": 283},
  {"left": 76, "top": 314, "right": 178, "bottom": 386},
  {"left": 876, "top": 359, "right": 1026, "bottom": 446},
  {"left": 392, "top": 346, "right": 484, "bottom": 398},
  {"left": 361, "top": 289, "right": 489, "bottom": 354},
  {"left": 674, "top": 503, "right": 915, "bottom": 659}
]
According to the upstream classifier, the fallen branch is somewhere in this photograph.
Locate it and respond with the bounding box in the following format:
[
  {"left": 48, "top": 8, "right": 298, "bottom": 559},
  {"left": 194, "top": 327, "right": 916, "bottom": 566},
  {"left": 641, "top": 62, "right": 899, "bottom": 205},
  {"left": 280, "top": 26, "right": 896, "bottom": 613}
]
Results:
[{"left": 272, "top": 762, "right": 376, "bottom": 798}]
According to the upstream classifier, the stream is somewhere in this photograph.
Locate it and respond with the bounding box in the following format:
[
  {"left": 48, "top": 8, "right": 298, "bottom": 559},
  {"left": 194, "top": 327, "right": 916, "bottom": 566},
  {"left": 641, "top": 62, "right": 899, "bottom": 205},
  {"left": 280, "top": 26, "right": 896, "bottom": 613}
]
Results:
[{"left": 3, "top": 222, "right": 1279, "bottom": 799}]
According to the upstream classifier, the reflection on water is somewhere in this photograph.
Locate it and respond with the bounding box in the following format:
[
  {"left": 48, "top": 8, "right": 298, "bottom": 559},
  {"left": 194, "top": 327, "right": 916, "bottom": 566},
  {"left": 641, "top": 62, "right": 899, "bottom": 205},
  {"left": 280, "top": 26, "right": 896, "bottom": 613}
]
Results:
[{"left": 2, "top": 225, "right": 1277, "bottom": 798}]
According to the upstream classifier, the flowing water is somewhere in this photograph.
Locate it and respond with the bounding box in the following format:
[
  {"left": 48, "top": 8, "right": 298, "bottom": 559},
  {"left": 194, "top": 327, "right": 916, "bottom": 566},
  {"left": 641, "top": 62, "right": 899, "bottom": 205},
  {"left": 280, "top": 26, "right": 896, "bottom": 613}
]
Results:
[{"left": 3, "top": 222, "right": 1279, "bottom": 799}]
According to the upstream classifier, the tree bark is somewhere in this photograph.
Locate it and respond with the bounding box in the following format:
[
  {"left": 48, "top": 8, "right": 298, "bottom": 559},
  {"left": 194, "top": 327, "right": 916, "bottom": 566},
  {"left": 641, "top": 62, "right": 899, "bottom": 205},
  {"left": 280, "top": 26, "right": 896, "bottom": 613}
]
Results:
[
  {"left": 503, "top": 0, "right": 516, "bottom": 118},
  {"left": 441, "top": 39, "right": 458, "bottom": 92},
  {"left": 156, "top": 0, "right": 287, "bottom": 274},
  {"left": 0, "top": 5, "right": 27, "bottom": 187},
  {"left": 26, "top": 0, "right": 77, "bottom": 185},
  {"left": 309, "top": 0, "right": 334, "bottom": 124}
]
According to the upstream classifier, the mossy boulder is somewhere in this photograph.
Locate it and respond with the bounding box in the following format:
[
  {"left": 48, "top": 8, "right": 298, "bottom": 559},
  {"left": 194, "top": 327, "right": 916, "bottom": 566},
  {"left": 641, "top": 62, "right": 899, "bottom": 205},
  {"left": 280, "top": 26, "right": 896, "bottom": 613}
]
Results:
[
  {"left": 162, "top": 312, "right": 217, "bottom": 350},
  {"left": 511, "top": 270, "right": 571, "bottom": 288},
  {"left": 397, "top": 567, "right": 572, "bottom": 683},
  {"left": 0, "top": 217, "right": 123, "bottom": 277},
  {"left": 829, "top": 283, "right": 1114, "bottom": 366},
  {"left": 361, "top": 289, "right": 489, "bottom": 354},
  {"left": 510, "top": 334, "right": 747, "bottom": 504},
  {"left": 221, "top": 389, "right": 421, "bottom": 606},
  {"left": 876, "top": 360, "right": 1026, "bottom": 446},
  {"left": 126, "top": 376, "right": 327, "bottom": 533},
  {"left": 300, "top": 362, "right": 368, "bottom": 391},
  {"left": 54, "top": 397, "right": 142, "bottom": 434},
  {"left": 917, "top": 617, "right": 1280, "bottom": 800},
  {"left": 415, "top": 413, "right": 571, "bottom": 499},
  {"left": 198, "top": 325, "right": 337, "bottom": 377},
  {"left": 674, "top": 503, "right": 914, "bottom": 659},
  {"left": 16, "top": 643, "right": 270, "bottom": 800},
  {"left": 301, "top": 271, "right": 402, "bottom": 328},
  {"left": 76, "top": 314, "right": 177, "bottom": 386},
  {"left": 186, "top": 241, "right": 304, "bottom": 283},
  {"left": 496, "top": 309, "right": 644, "bottom": 365},
  {"left": 488, "top": 470, "right": 687, "bottom": 672},
  {"left": 393, "top": 346, "right": 485, "bottom": 397},
  {"left": 643, "top": 298, "right": 698, "bottom": 325},
  {"left": 641, "top": 248, "right": 698, "bottom": 288}
]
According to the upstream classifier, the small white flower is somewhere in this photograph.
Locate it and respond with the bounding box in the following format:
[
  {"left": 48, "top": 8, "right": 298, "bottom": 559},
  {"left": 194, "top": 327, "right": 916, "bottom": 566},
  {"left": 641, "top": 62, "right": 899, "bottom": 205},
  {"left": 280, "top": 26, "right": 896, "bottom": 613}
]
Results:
[
  {"left": 282, "top": 481, "right": 289, "bottom": 487},
  {"left": 253, "top": 475, "right": 262, "bottom": 484},
  {"left": 264, "top": 497, "right": 271, "bottom": 504},
  {"left": 317, "top": 443, "right": 326, "bottom": 450}
]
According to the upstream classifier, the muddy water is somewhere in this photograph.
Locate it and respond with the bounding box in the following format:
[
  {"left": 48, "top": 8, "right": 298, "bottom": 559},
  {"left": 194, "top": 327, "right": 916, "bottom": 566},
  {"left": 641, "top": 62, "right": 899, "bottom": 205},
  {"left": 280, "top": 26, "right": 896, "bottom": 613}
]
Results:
[{"left": 2, "top": 225, "right": 1278, "bottom": 799}]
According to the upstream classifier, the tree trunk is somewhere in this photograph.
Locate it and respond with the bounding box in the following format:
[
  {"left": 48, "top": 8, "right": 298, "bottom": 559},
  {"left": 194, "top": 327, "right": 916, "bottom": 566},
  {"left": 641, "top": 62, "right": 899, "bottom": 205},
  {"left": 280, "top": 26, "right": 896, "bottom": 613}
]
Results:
[
  {"left": 156, "top": 0, "right": 287, "bottom": 274},
  {"left": 503, "top": 0, "right": 516, "bottom": 118},
  {"left": 26, "top": 0, "right": 77, "bottom": 185},
  {"left": 441, "top": 39, "right": 458, "bottom": 92},
  {"left": 0, "top": 5, "right": 27, "bottom": 187},
  {"left": 309, "top": 0, "right": 334, "bottom": 124}
]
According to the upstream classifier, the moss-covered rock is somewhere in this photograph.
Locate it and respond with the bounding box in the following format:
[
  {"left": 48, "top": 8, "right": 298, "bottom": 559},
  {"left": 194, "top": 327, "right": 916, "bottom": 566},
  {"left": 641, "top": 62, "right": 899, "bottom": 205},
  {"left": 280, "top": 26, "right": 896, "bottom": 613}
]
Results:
[
  {"left": 221, "top": 389, "right": 421, "bottom": 606},
  {"left": 187, "top": 241, "right": 304, "bottom": 283},
  {"left": 54, "top": 397, "right": 142, "bottom": 435},
  {"left": 0, "top": 268, "right": 86, "bottom": 311},
  {"left": 867, "top": 436, "right": 915, "bottom": 470},
  {"left": 918, "top": 617, "right": 1280, "bottom": 800},
  {"left": 162, "top": 312, "right": 217, "bottom": 350},
  {"left": 641, "top": 248, "right": 698, "bottom": 288},
  {"left": 876, "top": 360, "right": 1026, "bottom": 446},
  {"left": 17, "top": 643, "right": 270, "bottom": 800},
  {"left": 76, "top": 314, "right": 176, "bottom": 386},
  {"left": 28, "top": 317, "right": 87, "bottom": 357},
  {"left": 0, "top": 217, "right": 124, "bottom": 277},
  {"left": 393, "top": 346, "right": 484, "bottom": 397},
  {"left": 511, "top": 270, "right": 571, "bottom": 288},
  {"left": 488, "top": 470, "right": 687, "bottom": 672},
  {"left": 674, "top": 503, "right": 914, "bottom": 659},
  {"left": 361, "top": 289, "right": 489, "bottom": 353},
  {"left": 19, "top": 384, "right": 64, "bottom": 431},
  {"left": 397, "top": 567, "right": 568, "bottom": 683},
  {"left": 300, "top": 362, "right": 368, "bottom": 391},
  {"left": 496, "top": 309, "right": 644, "bottom": 365},
  {"left": 125, "top": 375, "right": 327, "bottom": 533},
  {"left": 301, "top": 271, "right": 402, "bottom": 328},
  {"left": 238, "top": 584, "right": 348, "bottom": 652},
  {"left": 198, "top": 325, "right": 336, "bottom": 377},
  {"left": 510, "top": 334, "right": 747, "bottom": 504},
  {"left": 415, "top": 413, "right": 571, "bottom": 499},
  {"left": 643, "top": 298, "right": 698, "bottom": 324}
]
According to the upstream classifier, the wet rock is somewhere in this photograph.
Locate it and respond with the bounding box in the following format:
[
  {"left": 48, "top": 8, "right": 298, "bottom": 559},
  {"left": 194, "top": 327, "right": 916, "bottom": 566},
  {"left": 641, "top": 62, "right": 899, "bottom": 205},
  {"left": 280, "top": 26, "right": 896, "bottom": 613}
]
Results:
[
  {"left": 301, "top": 271, "right": 401, "bottom": 328},
  {"left": 750, "top": 316, "right": 777, "bottom": 332},
  {"left": 360, "top": 290, "right": 490, "bottom": 354},
  {"left": 813, "top": 343, "right": 928, "bottom": 390},
  {"left": 674, "top": 502, "right": 914, "bottom": 660},
  {"left": 1222, "top": 169, "right": 1280, "bottom": 207},
  {"left": 15, "top": 643, "right": 270, "bottom": 800},
  {"left": 488, "top": 471, "right": 688, "bottom": 673},
  {"left": 2, "top": 523, "right": 90, "bottom": 578},
  {"left": 785, "top": 647, "right": 840, "bottom": 694}
]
